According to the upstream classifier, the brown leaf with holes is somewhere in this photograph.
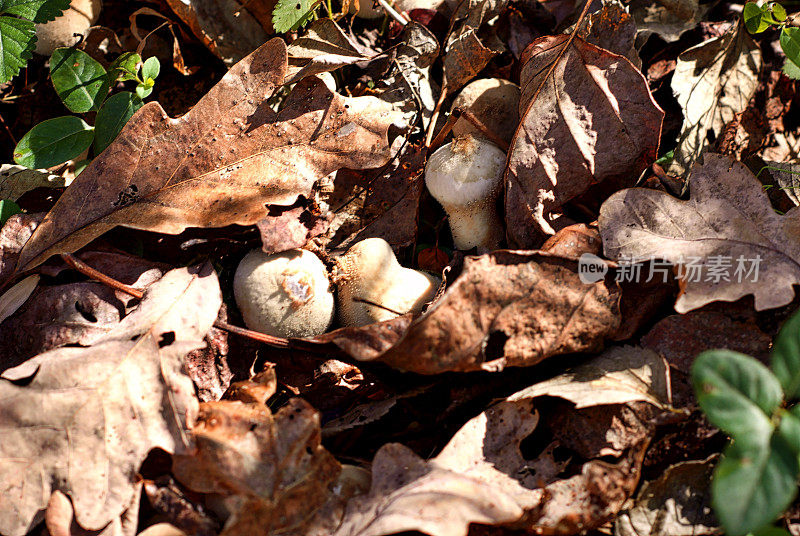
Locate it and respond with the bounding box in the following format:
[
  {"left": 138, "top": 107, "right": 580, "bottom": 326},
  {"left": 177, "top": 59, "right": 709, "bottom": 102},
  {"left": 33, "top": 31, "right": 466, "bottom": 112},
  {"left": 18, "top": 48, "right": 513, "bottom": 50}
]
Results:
[
  {"left": 505, "top": 34, "right": 663, "bottom": 247},
  {"left": 13, "top": 38, "right": 402, "bottom": 276},
  {"left": 0, "top": 265, "right": 220, "bottom": 536}
]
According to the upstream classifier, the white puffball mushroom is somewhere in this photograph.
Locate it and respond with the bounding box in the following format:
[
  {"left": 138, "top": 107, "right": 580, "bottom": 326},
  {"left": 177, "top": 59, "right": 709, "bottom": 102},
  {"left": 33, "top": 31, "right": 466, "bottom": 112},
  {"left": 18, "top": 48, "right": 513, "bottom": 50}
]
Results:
[
  {"left": 394, "top": 0, "right": 445, "bottom": 10},
  {"left": 234, "top": 249, "right": 334, "bottom": 338},
  {"left": 450, "top": 78, "right": 521, "bottom": 144},
  {"left": 336, "top": 238, "right": 440, "bottom": 327},
  {"left": 35, "top": 0, "right": 102, "bottom": 56},
  {"left": 425, "top": 135, "right": 506, "bottom": 251},
  {"left": 316, "top": 71, "right": 337, "bottom": 93}
]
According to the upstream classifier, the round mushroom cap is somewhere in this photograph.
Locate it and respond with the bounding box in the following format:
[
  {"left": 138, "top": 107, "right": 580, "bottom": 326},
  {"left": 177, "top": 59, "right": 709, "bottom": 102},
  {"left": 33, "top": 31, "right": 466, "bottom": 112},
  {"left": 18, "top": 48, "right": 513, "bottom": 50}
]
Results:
[
  {"left": 336, "top": 238, "right": 440, "bottom": 327},
  {"left": 234, "top": 249, "right": 334, "bottom": 338},
  {"left": 450, "top": 78, "right": 520, "bottom": 144},
  {"left": 425, "top": 136, "right": 507, "bottom": 208},
  {"left": 35, "top": 0, "right": 102, "bottom": 56},
  {"left": 395, "top": 0, "right": 445, "bottom": 10}
]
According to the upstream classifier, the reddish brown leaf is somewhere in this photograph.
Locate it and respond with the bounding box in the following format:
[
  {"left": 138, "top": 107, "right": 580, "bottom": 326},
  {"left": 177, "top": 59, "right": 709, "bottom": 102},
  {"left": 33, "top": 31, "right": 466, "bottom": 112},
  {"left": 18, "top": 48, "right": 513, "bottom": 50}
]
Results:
[
  {"left": 505, "top": 35, "right": 663, "bottom": 247},
  {"left": 14, "top": 38, "right": 401, "bottom": 275}
]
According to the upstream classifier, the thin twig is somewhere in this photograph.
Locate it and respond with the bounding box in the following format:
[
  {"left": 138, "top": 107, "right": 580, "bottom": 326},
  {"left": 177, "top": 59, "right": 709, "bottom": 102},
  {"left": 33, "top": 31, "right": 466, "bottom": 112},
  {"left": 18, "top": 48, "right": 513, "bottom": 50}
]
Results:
[
  {"left": 458, "top": 108, "right": 510, "bottom": 152},
  {"left": 60, "top": 253, "right": 292, "bottom": 348},
  {"left": 425, "top": 81, "right": 449, "bottom": 147},
  {"left": 0, "top": 110, "right": 16, "bottom": 146},
  {"left": 428, "top": 108, "right": 459, "bottom": 150},
  {"left": 377, "top": 0, "right": 410, "bottom": 24}
]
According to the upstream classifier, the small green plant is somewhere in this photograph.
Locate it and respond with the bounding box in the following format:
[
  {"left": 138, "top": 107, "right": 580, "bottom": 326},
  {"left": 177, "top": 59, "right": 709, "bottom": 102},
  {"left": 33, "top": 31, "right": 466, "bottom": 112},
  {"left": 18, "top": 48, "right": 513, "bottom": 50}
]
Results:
[
  {"left": 0, "top": 0, "right": 71, "bottom": 84},
  {"left": 692, "top": 309, "right": 800, "bottom": 536},
  {"left": 12, "top": 49, "right": 160, "bottom": 170},
  {"left": 272, "top": 0, "right": 323, "bottom": 33},
  {"left": 743, "top": 1, "right": 800, "bottom": 79}
]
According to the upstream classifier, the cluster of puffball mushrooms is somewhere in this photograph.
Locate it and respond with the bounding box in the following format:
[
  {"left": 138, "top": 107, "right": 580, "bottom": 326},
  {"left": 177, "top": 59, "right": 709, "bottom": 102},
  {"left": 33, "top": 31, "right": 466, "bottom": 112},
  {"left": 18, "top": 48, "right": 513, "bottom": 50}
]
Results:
[{"left": 235, "top": 76, "right": 520, "bottom": 338}]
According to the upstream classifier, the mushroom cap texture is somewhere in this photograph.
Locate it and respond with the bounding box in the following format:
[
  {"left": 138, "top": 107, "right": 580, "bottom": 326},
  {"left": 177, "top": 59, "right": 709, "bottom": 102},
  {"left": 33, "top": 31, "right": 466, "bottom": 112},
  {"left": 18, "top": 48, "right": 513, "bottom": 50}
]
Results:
[
  {"left": 234, "top": 249, "right": 334, "bottom": 338},
  {"left": 35, "top": 0, "right": 102, "bottom": 56},
  {"left": 425, "top": 136, "right": 507, "bottom": 208},
  {"left": 450, "top": 78, "right": 520, "bottom": 144},
  {"left": 337, "top": 238, "right": 440, "bottom": 327}
]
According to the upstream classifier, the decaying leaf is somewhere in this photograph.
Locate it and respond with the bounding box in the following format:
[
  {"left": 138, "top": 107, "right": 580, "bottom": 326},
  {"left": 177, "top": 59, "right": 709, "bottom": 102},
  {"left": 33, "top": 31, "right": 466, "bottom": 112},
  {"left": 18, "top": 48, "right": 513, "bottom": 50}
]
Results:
[
  {"left": 164, "top": 0, "right": 271, "bottom": 65},
  {"left": 308, "top": 251, "right": 621, "bottom": 374},
  {"left": 505, "top": 34, "right": 663, "bottom": 246},
  {"left": 0, "top": 265, "right": 221, "bottom": 536},
  {"left": 0, "top": 213, "right": 40, "bottom": 283},
  {"left": 628, "top": 0, "right": 709, "bottom": 42},
  {"left": 763, "top": 161, "right": 800, "bottom": 207},
  {"left": 508, "top": 345, "right": 671, "bottom": 409},
  {"left": 599, "top": 154, "right": 800, "bottom": 312},
  {"left": 572, "top": 1, "right": 641, "bottom": 68},
  {"left": 334, "top": 358, "right": 667, "bottom": 536},
  {"left": 668, "top": 24, "right": 762, "bottom": 176},
  {"left": 172, "top": 372, "right": 342, "bottom": 535},
  {"left": 13, "top": 38, "right": 402, "bottom": 275},
  {"left": 615, "top": 458, "right": 720, "bottom": 536},
  {"left": 0, "top": 164, "right": 69, "bottom": 201},
  {"left": 443, "top": 0, "right": 508, "bottom": 92}
]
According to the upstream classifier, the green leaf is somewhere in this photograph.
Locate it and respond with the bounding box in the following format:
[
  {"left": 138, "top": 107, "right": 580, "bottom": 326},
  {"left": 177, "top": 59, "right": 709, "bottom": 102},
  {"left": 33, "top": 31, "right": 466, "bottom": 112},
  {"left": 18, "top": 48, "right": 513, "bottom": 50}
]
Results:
[
  {"left": 778, "top": 406, "right": 800, "bottom": 455},
  {"left": 744, "top": 2, "right": 771, "bottom": 33},
  {"left": 783, "top": 57, "right": 800, "bottom": 80},
  {"left": 141, "top": 56, "right": 159, "bottom": 81},
  {"left": 751, "top": 526, "right": 793, "bottom": 536},
  {"left": 0, "top": 199, "right": 21, "bottom": 225},
  {"left": 692, "top": 350, "right": 783, "bottom": 441},
  {"left": 272, "top": 0, "right": 321, "bottom": 33},
  {"left": 712, "top": 434, "right": 799, "bottom": 536},
  {"left": 772, "top": 2, "right": 787, "bottom": 22},
  {"left": 0, "top": 15, "right": 35, "bottom": 84},
  {"left": 774, "top": 310, "right": 800, "bottom": 399},
  {"left": 13, "top": 116, "right": 94, "bottom": 169},
  {"left": 135, "top": 83, "right": 152, "bottom": 99},
  {"left": 0, "top": 0, "right": 70, "bottom": 23},
  {"left": 50, "top": 48, "right": 110, "bottom": 113},
  {"left": 93, "top": 91, "right": 142, "bottom": 154},
  {"left": 781, "top": 27, "right": 800, "bottom": 72},
  {"left": 108, "top": 52, "right": 141, "bottom": 83}
]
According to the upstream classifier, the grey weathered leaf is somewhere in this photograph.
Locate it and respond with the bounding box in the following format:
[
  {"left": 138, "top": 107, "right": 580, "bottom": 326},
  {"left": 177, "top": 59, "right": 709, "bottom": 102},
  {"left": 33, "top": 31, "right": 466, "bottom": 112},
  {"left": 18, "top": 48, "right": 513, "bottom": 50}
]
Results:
[
  {"left": 600, "top": 154, "right": 800, "bottom": 312},
  {"left": 0, "top": 164, "right": 69, "bottom": 201},
  {"left": 628, "top": 0, "right": 709, "bottom": 42},
  {"left": 668, "top": 25, "right": 762, "bottom": 176}
]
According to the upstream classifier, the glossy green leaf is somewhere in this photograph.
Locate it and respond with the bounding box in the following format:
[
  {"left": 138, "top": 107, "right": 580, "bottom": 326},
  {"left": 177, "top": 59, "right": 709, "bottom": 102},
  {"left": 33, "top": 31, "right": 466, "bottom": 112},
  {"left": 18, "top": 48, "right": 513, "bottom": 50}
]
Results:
[
  {"left": 778, "top": 406, "right": 800, "bottom": 455},
  {"left": 0, "top": 0, "right": 70, "bottom": 23},
  {"left": 783, "top": 57, "right": 800, "bottom": 80},
  {"left": 751, "top": 526, "right": 793, "bottom": 536},
  {"left": 141, "top": 56, "right": 159, "bottom": 81},
  {"left": 773, "top": 309, "right": 800, "bottom": 399},
  {"left": 781, "top": 27, "right": 800, "bottom": 72},
  {"left": 13, "top": 116, "right": 94, "bottom": 169},
  {"left": 692, "top": 350, "right": 783, "bottom": 441},
  {"left": 744, "top": 2, "right": 771, "bottom": 34},
  {"left": 272, "top": 0, "right": 320, "bottom": 33},
  {"left": 0, "top": 199, "right": 21, "bottom": 225},
  {"left": 50, "top": 48, "right": 110, "bottom": 113},
  {"left": 712, "top": 434, "right": 799, "bottom": 536},
  {"left": 93, "top": 91, "right": 142, "bottom": 154},
  {"left": 0, "top": 15, "right": 35, "bottom": 84},
  {"left": 108, "top": 52, "right": 141, "bottom": 82},
  {"left": 135, "top": 83, "right": 152, "bottom": 99},
  {"left": 772, "top": 2, "right": 787, "bottom": 22}
]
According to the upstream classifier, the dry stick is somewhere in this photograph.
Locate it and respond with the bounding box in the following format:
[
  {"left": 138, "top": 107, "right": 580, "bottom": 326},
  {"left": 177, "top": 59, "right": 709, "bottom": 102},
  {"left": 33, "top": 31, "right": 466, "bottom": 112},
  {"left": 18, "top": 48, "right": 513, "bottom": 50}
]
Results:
[
  {"left": 0, "top": 111, "right": 16, "bottom": 146},
  {"left": 60, "top": 253, "right": 291, "bottom": 349},
  {"left": 425, "top": 81, "right": 449, "bottom": 147},
  {"left": 459, "top": 108, "right": 510, "bottom": 152}
]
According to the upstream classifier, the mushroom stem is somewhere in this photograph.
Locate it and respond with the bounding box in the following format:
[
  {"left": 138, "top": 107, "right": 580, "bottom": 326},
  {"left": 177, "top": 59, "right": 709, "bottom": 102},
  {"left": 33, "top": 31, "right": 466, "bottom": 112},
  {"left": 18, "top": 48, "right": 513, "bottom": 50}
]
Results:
[{"left": 446, "top": 201, "right": 504, "bottom": 251}]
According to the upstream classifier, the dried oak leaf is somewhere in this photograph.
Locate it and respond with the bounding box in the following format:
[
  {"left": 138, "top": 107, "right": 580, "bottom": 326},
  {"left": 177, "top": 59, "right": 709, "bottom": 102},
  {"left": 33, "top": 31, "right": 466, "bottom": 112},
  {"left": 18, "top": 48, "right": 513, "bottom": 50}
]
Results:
[
  {"left": 0, "top": 264, "right": 221, "bottom": 536},
  {"left": 14, "top": 38, "right": 402, "bottom": 274},
  {"left": 334, "top": 354, "right": 667, "bottom": 536},
  {"left": 505, "top": 35, "right": 663, "bottom": 247},
  {"left": 599, "top": 154, "right": 800, "bottom": 312},
  {"left": 305, "top": 251, "right": 621, "bottom": 374},
  {"left": 667, "top": 24, "right": 761, "bottom": 176},
  {"left": 615, "top": 458, "right": 720, "bottom": 536},
  {"left": 628, "top": 0, "right": 708, "bottom": 42},
  {"left": 172, "top": 391, "right": 341, "bottom": 535},
  {"left": 443, "top": 0, "right": 508, "bottom": 92}
]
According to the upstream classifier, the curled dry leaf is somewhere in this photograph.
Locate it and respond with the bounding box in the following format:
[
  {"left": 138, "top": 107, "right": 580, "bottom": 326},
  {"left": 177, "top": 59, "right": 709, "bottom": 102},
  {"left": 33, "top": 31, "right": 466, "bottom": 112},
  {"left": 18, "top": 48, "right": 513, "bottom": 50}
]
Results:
[
  {"left": 668, "top": 24, "right": 761, "bottom": 176},
  {"left": 443, "top": 0, "right": 508, "bottom": 92},
  {"left": 0, "top": 164, "right": 68, "bottom": 201},
  {"left": 505, "top": 34, "right": 663, "bottom": 247},
  {"left": 334, "top": 353, "right": 668, "bottom": 536},
  {"left": 13, "top": 38, "right": 403, "bottom": 275},
  {"left": 599, "top": 154, "right": 800, "bottom": 312},
  {"left": 572, "top": 1, "right": 641, "bottom": 68},
  {"left": 305, "top": 251, "right": 621, "bottom": 374},
  {"left": 507, "top": 345, "right": 671, "bottom": 409},
  {"left": 44, "top": 484, "right": 141, "bottom": 536},
  {"left": 614, "top": 458, "right": 720, "bottom": 536},
  {"left": 172, "top": 377, "right": 342, "bottom": 535},
  {"left": 0, "top": 213, "right": 40, "bottom": 283},
  {"left": 0, "top": 265, "right": 221, "bottom": 536},
  {"left": 627, "top": 0, "right": 709, "bottom": 42}
]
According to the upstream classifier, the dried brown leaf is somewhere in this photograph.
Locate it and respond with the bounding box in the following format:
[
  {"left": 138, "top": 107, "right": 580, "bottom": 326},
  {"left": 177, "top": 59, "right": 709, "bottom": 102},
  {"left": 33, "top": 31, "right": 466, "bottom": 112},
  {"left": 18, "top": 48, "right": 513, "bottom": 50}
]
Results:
[
  {"left": 443, "top": 0, "right": 507, "bottom": 92},
  {"left": 505, "top": 35, "right": 663, "bottom": 247},
  {"left": 0, "top": 265, "right": 220, "bottom": 536},
  {"left": 599, "top": 154, "right": 800, "bottom": 312},
  {"left": 14, "top": 38, "right": 402, "bottom": 275}
]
